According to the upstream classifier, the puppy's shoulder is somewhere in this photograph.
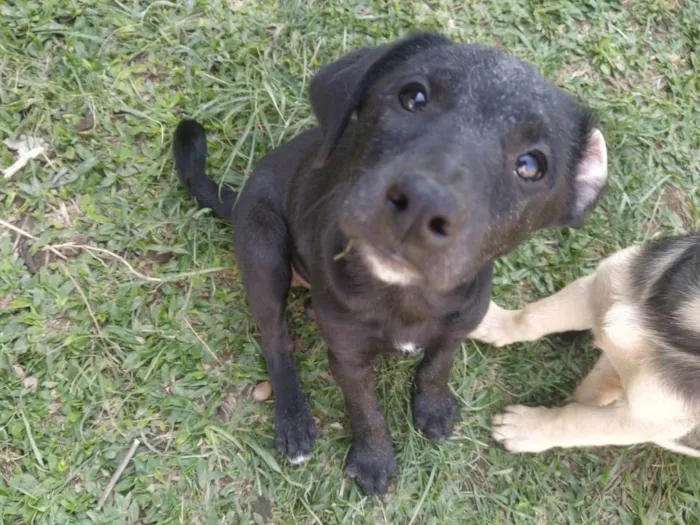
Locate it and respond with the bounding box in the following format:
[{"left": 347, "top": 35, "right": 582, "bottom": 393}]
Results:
[{"left": 590, "top": 245, "right": 645, "bottom": 341}]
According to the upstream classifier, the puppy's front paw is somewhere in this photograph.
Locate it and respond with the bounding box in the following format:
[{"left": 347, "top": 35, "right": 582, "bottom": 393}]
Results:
[
  {"left": 413, "top": 392, "right": 460, "bottom": 441},
  {"left": 275, "top": 400, "right": 317, "bottom": 465},
  {"left": 468, "top": 305, "right": 523, "bottom": 347},
  {"left": 492, "top": 404, "right": 557, "bottom": 453},
  {"left": 345, "top": 442, "right": 398, "bottom": 496}
]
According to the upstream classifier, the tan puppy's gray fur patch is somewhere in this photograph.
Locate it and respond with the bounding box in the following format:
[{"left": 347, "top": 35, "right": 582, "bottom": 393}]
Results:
[{"left": 470, "top": 234, "right": 700, "bottom": 456}]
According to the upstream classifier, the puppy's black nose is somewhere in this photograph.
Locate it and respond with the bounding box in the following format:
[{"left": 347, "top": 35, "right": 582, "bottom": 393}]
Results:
[{"left": 385, "top": 173, "right": 464, "bottom": 248}]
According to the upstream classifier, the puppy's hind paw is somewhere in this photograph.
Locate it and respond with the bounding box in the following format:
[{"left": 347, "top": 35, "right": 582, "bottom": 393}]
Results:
[{"left": 492, "top": 404, "right": 557, "bottom": 453}]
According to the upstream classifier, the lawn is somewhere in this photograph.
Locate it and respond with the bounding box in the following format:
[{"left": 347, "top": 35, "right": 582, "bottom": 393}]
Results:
[{"left": 1, "top": 0, "right": 699, "bottom": 523}]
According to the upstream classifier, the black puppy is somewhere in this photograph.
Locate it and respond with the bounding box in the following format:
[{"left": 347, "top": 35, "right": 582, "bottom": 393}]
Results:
[{"left": 173, "top": 32, "right": 608, "bottom": 495}]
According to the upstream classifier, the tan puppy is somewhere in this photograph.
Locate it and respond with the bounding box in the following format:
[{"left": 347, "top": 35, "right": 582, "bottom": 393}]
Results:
[{"left": 470, "top": 234, "right": 700, "bottom": 456}]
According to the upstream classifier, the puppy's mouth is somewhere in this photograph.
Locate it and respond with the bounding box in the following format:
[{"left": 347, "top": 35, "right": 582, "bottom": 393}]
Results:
[{"left": 355, "top": 241, "right": 423, "bottom": 286}]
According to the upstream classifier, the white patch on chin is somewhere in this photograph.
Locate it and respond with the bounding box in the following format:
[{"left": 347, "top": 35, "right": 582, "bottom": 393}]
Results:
[
  {"left": 360, "top": 245, "right": 420, "bottom": 286},
  {"left": 396, "top": 341, "right": 423, "bottom": 356}
]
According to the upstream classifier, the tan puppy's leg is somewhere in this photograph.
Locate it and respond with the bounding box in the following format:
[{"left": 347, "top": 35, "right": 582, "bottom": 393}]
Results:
[
  {"left": 573, "top": 354, "right": 623, "bottom": 406},
  {"left": 492, "top": 402, "right": 693, "bottom": 453},
  {"left": 470, "top": 274, "right": 595, "bottom": 347}
]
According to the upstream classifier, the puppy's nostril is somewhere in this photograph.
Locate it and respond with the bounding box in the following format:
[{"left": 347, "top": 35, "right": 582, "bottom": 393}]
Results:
[
  {"left": 428, "top": 216, "right": 449, "bottom": 237},
  {"left": 387, "top": 187, "right": 409, "bottom": 212}
]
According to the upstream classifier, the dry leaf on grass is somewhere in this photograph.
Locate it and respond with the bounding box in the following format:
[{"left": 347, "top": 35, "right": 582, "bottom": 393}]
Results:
[
  {"left": 216, "top": 387, "right": 243, "bottom": 422},
  {"left": 22, "top": 376, "right": 39, "bottom": 392},
  {"left": 0, "top": 295, "right": 12, "bottom": 310},
  {"left": 77, "top": 113, "right": 95, "bottom": 132},
  {"left": 12, "top": 364, "right": 38, "bottom": 392},
  {"left": 3, "top": 135, "right": 49, "bottom": 179}
]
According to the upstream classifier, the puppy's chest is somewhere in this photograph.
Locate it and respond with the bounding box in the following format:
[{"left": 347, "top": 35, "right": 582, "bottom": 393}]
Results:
[
  {"left": 383, "top": 320, "right": 442, "bottom": 357},
  {"left": 377, "top": 299, "right": 481, "bottom": 357}
]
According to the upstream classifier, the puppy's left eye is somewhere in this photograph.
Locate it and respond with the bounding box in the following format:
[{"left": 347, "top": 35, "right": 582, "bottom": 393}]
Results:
[
  {"left": 515, "top": 151, "right": 547, "bottom": 181},
  {"left": 399, "top": 83, "right": 428, "bottom": 112}
]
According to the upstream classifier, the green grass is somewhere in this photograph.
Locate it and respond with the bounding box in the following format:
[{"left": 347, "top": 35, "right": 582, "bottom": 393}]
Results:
[{"left": 1, "top": 0, "right": 699, "bottom": 523}]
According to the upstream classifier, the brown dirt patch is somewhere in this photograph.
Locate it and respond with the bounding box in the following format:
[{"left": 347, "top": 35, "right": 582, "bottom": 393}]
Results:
[{"left": 661, "top": 185, "right": 693, "bottom": 229}]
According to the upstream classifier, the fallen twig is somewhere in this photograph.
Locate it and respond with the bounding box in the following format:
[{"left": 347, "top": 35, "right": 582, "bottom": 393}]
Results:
[
  {"left": 61, "top": 263, "right": 101, "bottom": 335},
  {"left": 97, "top": 438, "right": 140, "bottom": 510},
  {"left": 50, "top": 243, "right": 231, "bottom": 283},
  {"left": 333, "top": 239, "right": 353, "bottom": 261},
  {"left": 183, "top": 317, "right": 222, "bottom": 365},
  {"left": 51, "top": 243, "right": 169, "bottom": 282},
  {"left": 1, "top": 221, "right": 234, "bottom": 284},
  {"left": 0, "top": 219, "right": 68, "bottom": 261}
]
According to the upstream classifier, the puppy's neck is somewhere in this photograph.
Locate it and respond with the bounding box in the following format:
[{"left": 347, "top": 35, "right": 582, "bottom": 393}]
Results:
[{"left": 322, "top": 230, "right": 493, "bottom": 322}]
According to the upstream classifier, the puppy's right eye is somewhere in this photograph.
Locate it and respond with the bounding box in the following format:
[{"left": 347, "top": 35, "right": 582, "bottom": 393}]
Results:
[{"left": 399, "top": 83, "right": 428, "bottom": 112}]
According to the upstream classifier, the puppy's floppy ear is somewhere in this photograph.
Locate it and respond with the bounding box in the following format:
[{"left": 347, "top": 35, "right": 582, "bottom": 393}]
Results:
[
  {"left": 310, "top": 33, "right": 450, "bottom": 168},
  {"left": 559, "top": 128, "right": 608, "bottom": 228}
]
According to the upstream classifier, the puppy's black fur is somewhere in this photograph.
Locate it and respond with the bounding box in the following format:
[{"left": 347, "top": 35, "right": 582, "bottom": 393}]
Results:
[
  {"left": 632, "top": 233, "right": 700, "bottom": 404},
  {"left": 174, "top": 32, "right": 606, "bottom": 495}
]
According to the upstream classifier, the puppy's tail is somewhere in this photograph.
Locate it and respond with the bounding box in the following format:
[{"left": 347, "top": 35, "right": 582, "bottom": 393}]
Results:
[{"left": 173, "top": 119, "right": 237, "bottom": 220}]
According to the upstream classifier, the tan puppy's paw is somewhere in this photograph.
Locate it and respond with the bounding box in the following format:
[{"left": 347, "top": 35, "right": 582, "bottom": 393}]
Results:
[
  {"left": 469, "top": 304, "right": 524, "bottom": 347},
  {"left": 492, "top": 405, "right": 558, "bottom": 453}
]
